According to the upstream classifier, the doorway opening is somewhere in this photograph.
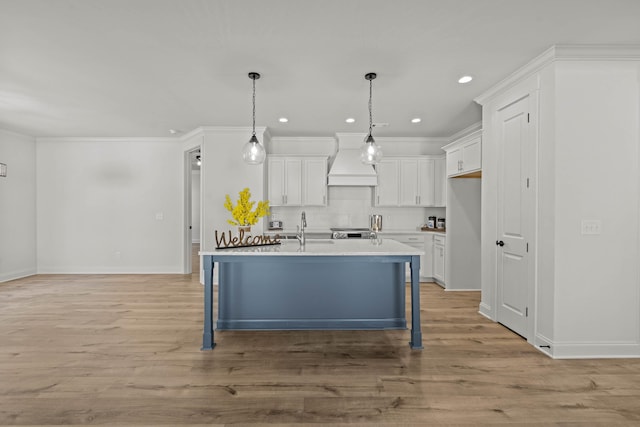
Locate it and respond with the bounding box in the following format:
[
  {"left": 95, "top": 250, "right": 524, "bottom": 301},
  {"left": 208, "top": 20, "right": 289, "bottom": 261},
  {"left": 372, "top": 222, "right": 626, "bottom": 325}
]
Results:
[{"left": 184, "top": 146, "right": 202, "bottom": 276}]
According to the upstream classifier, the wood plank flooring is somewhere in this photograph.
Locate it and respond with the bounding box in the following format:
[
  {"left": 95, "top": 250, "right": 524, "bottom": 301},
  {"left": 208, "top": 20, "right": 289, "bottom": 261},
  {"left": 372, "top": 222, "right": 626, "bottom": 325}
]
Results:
[{"left": 1, "top": 269, "right": 640, "bottom": 425}]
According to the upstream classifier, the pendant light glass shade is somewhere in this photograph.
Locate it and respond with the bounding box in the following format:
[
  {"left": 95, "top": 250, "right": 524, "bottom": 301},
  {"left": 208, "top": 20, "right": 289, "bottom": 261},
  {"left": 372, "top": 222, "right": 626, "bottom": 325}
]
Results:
[
  {"left": 360, "top": 133, "right": 383, "bottom": 164},
  {"left": 243, "top": 72, "right": 266, "bottom": 165},
  {"left": 360, "top": 72, "right": 382, "bottom": 165},
  {"left": 242, "top": 134, "right": 266, "bottom": 164}
]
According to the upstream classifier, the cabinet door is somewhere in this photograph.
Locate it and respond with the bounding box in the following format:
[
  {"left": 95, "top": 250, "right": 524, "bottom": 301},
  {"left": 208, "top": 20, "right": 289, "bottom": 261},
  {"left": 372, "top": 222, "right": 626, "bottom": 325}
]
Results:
[
  {"left": 434, "top": 157, "right": 446, "bottom": 207},
  {"left": 267, "top": 158, "right": 286, "bottom": 206},
  {"left": 433, "top": 242, "right": 445, "bottom": 283},
  {"left": 399, "top": 159, "right": 419, "bottom": 206},
  {"left": 417, "top": 159, "right": 435, "bottom": 206},
  {"left": 423, "top": 234, "right": 434, "bottom": 279},
  {"left": 462, "top": 138, "right": 481, "bottom": 172},
  {"left": 303, "top": 158, "right": 327, "bottom": 206},
  {"left": 446, "top": 148, "right": 462, "bottom": 176},
  {"left": 374, "top": 159, "right": 399, "bottom": 206},
  {"left": 284, "top": 158, "right": 302, "bottom": 205}
]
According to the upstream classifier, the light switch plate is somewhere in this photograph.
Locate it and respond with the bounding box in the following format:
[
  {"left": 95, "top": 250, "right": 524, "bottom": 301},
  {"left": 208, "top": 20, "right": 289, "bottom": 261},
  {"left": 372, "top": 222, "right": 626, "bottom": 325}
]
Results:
[
  {"left": 581, "top": 219, "right": 602, "bottom": 235},
  {"left": 155, "top": 212, "right": 164, "bottom": 220}
]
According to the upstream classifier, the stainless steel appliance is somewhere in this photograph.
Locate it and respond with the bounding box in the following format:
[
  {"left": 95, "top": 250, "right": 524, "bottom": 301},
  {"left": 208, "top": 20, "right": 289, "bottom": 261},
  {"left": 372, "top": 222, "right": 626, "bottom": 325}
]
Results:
[
  {"left": 331, "top": 227, "right": 374, "bottom": 239},
  {"left": 269, "top": 220, "right": 283, "bottom": 229},
  {"left": 369, "top": 214, "right": 383, "bottom": 231}
]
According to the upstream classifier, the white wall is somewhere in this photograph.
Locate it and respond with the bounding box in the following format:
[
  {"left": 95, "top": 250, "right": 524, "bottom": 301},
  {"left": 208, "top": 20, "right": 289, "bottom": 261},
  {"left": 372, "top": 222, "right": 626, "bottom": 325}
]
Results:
[
  {"left": 199, "top": 127, "right": 266, "bottom": 252},
  {"left": 551, "top": 60, "right": 640, "bottom": 356},
  {"left": 0, "top": 129, "right": 37, "bottom": 282},
  {"left": 445, "top": 178, "right": 481, "bottom": 290},
  {"left": 36, "top": 138, "right": 183, "bottom": 273}
]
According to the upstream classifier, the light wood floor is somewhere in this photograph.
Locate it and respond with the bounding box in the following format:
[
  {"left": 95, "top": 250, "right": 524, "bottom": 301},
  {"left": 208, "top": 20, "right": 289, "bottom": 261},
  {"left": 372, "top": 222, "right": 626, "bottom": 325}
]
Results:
[{"left": 1, "top": 270, "right": 640, "bottom": 425}]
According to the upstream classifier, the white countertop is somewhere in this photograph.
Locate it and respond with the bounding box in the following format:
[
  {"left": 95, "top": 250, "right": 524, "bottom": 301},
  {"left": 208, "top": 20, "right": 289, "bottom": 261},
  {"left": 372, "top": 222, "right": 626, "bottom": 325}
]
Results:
[{"left": 201, "top": 238, "right": 424, "bottom": 257}]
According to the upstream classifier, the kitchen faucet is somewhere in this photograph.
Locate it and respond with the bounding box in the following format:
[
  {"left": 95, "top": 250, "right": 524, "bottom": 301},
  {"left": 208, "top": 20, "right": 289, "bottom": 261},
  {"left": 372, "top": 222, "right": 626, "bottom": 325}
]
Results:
[{"left": 296, "top": 211, "right": 307, "bottom": 246}]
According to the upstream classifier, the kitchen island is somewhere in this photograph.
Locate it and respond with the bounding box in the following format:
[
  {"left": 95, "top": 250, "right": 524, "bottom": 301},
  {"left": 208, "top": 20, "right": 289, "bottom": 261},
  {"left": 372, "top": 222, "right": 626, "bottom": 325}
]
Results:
[{"left": 200, "top": 238, "right": 424, "bottom": 350}]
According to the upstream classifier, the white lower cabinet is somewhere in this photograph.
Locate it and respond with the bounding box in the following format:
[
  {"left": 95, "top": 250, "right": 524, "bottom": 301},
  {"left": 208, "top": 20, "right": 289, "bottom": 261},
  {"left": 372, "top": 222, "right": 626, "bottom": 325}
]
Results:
[
  {"left": 433, "top": 234, "right": 446, "bottom": 286},
  {"left": 384, "top": 233, "right": 447, "bottom": 284},
  {"left": 384, "top": 234, "right": 426, "bottom": 279}
]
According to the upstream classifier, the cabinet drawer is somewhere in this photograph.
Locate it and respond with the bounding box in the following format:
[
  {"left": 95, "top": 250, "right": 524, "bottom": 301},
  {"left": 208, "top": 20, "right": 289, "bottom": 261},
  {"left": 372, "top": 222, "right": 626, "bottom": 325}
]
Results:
[
  {"left": 390, "top": 234, "right": 425, "bottom": 244},
  {"left": 433, "top": 235, "right": 446, "bottom": 245}
]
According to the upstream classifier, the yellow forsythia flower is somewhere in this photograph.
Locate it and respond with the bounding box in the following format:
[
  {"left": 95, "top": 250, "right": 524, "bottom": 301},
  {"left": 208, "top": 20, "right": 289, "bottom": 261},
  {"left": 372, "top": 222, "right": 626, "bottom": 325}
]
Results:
[{"left": 224, "top": 188, "right": 271, "bottom": 226}]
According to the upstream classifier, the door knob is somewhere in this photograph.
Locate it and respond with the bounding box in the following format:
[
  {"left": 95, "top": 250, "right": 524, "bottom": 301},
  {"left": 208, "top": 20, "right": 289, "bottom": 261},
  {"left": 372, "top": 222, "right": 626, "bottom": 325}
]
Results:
[{"left": 496, "top": 240, "right": 505, "bottom": 247}]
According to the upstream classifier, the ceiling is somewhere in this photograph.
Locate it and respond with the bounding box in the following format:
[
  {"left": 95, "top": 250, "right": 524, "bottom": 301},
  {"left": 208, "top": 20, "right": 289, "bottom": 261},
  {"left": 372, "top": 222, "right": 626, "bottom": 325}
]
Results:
[{"left": 2, "top": 0, "right": 640, "bottom": 139}]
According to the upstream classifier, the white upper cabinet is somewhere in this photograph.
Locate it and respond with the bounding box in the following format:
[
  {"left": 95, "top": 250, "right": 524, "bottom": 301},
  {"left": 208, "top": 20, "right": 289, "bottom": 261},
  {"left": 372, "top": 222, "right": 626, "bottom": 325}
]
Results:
[
  {"left": 267, "top": 156, "right": 326, "bottom": 207},
  {"left": 443, "top": 131, "right": 482, "bottom": 177},
  {"left": 434, "top": 157, "right": 446, "bottom": 207},
  {"left": 376, "top": 156, "right": 443, "bottom": 207},
  {"left": 303, "top": 157, "right": 328, "bottom": 206},
  {"left": 374, "top": 159, "right": 400, "bottom": 206},
  {"left": 399, "top": 158, "right": 435, "bottom": 206}
]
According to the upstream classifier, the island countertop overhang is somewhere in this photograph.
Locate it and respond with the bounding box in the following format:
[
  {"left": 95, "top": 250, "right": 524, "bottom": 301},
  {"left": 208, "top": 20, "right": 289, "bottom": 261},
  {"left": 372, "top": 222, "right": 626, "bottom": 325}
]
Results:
[{"left": 200, "top": 238, "right": 424, "bottom": 257}]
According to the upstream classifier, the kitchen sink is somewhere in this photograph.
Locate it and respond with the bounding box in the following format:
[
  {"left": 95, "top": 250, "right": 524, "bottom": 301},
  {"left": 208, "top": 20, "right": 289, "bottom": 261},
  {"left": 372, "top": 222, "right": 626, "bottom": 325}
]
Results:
[{"left": 281, "top": 239, "right": 334, "bottom": 245}]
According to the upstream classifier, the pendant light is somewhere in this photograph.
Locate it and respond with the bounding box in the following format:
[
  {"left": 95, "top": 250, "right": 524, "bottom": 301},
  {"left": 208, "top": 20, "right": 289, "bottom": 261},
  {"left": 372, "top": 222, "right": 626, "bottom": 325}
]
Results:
[
  {"left": 360, "top": 72, "right": 382, "bottom": 165},
  {"left": 241, "top": 72, "right": 266, "bottom": 165}
]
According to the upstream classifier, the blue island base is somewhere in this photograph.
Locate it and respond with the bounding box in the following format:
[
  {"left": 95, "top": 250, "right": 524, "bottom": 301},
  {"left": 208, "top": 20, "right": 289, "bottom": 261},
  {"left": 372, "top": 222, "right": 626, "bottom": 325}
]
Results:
[{"left": 217, "top": 257, "right": 407, "bottom": 331}]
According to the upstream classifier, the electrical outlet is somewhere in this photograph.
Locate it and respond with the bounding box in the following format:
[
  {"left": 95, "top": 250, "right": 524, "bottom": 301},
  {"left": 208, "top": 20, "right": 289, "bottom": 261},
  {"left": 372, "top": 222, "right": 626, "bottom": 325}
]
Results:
[
  {"left": 155, "top": 212, "right": 164, "bottom": 220},
  {"left": 581, "top": 220, "right": 602, "bottom": 235}
]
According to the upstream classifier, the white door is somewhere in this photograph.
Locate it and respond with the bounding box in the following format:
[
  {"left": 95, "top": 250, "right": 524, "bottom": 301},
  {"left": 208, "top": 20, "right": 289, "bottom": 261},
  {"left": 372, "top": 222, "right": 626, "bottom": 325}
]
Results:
[{"left": 496, "top": 96, "right": 532, "bottom": 338}]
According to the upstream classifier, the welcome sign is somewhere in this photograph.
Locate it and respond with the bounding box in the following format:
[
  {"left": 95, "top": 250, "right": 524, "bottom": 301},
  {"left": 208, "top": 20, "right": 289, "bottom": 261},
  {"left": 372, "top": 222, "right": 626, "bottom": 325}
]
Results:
[{"left": 215, "top": 229, "right": 281, "bottom": 249}]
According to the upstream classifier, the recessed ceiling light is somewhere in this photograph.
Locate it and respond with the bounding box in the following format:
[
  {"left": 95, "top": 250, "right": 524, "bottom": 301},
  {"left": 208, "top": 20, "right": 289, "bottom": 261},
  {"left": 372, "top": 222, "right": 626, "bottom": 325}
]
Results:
[
  {"left": 345, "top": 118, "right": 355, "bottom": 123},
  {"left": 278, "top": 117, "right": 288, "bottom": 123},
  {"left": 458, "top": 75, "right": 473, "bottom": 84},
  {"left": 411, "top": 118, "right": 422, "bottom": 123},
  {"left": 168, "top": 129, "right": 180, "bottom": 135}
]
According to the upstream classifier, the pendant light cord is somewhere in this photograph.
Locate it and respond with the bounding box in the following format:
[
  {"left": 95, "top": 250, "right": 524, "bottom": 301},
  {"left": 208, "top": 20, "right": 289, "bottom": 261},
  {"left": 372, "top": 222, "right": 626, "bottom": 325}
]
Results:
[
  {"left": 368, "top": 77, "right": 373, "bottom": 137},
  {"left": 252, "top": 77, "right": 256, "bottom": 137}
]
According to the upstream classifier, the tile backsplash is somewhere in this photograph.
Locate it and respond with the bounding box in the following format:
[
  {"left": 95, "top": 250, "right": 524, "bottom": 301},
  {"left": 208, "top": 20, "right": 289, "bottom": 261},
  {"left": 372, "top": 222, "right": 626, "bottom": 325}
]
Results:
[{"left": 268, "top": 186, "right": 445, "bottom": 232}]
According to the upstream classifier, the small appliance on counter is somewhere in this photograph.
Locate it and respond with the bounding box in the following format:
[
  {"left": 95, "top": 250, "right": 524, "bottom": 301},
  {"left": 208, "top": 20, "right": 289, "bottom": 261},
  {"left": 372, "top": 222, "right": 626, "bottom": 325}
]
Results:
[
  {"left": 268, "top": 220, "right": 283, "bottom": 230},
  {"left": 427, "top": 216, "right": 436, "bottom": 229},
  {"left": 331, "top": 227, "right": 374, "bottom": 239},
  {"left": 370, "top": 214, "right": 383, "bottom": 232}
]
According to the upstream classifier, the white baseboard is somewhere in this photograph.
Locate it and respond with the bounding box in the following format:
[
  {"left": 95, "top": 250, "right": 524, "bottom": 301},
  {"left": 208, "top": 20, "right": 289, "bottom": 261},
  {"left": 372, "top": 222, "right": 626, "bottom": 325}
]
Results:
[
  {"left": 478, "top": 302, "right": 494, "bottom": 320},
  {"left": 445, "top": 288, "right": 481, "bottom": 292},
  {"left": 0, "top": 269, "right": 37, "bottom": 283},
  {"left": 37, "top": 266, "right": 184, "bottom": 274},
  {"left": 546, "top": 341, "right": 640, "bottom": 359}
]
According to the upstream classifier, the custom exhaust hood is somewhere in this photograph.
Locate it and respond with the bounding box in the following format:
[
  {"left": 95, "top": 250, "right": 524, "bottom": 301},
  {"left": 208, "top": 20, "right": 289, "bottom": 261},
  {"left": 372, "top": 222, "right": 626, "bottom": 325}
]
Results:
[{"left": 327, "top": 133, "right": 378, "bottom": 186}]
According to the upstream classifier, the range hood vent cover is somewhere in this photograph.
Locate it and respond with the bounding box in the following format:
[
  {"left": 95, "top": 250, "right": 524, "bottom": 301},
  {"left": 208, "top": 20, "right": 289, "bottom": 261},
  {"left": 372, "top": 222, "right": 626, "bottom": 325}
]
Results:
[{"left": 327, "top": 148, "right": 378, "bottom": 186}]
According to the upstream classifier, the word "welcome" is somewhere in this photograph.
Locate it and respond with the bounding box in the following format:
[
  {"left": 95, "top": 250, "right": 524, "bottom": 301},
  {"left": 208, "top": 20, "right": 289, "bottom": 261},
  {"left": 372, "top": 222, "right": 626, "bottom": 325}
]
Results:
[{"left": 215, "top": 229, "right": 281, "bottom": 249}]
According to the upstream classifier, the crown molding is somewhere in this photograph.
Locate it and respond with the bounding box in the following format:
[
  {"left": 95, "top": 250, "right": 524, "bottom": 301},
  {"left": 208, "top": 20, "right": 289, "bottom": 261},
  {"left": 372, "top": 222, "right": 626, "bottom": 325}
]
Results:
[
  {"left": 474, "top": 44, "right": 640, "bottom": 106},
  {"left": 36, "top": 136, "right": 179, "bottom": 143},
  {"left": 180, "top": 126, "right": 268, "bottom": 141},
  {"left": 0, "top": 127, "right": 36, "bottom": 140},
  {"left": 447, "top": 121, "right": 482, "bottom": 143},
  {"left": 270, "top": 136, "right": 336, "bottom": 144}
]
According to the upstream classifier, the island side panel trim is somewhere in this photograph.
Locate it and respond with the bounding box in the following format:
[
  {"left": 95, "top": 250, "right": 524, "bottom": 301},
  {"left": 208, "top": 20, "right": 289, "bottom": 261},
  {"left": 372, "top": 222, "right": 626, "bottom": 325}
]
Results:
[
  {"left": 201, "top": 254, "right": 215, "bottom": 350},
  {"left": 409, "top": 255, "right": 424, "bottom": 349}
]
